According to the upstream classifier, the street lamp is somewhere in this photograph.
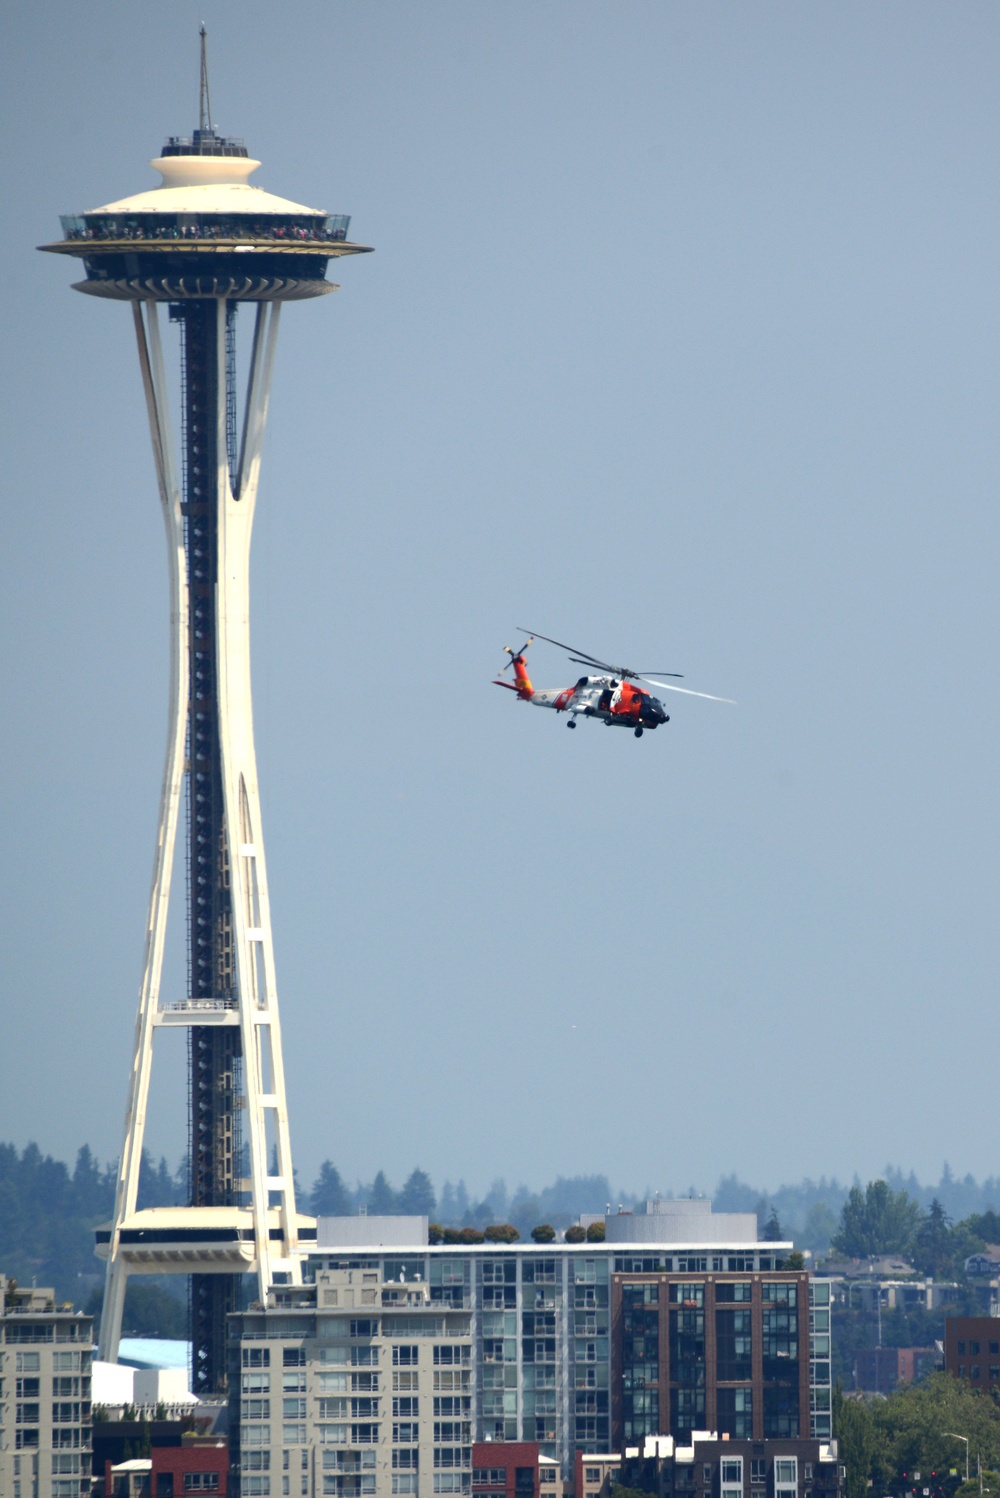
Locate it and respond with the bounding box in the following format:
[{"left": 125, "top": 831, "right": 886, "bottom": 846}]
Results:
[{"left": 944, "top": 1434, "right": 970, "bottom": 1484}]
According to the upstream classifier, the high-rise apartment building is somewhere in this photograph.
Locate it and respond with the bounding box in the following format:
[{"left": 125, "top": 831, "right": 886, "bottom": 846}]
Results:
[
  {"left": 0, "top": 1275, "right": 94, "bottom": 1498},
  {"left": 228, "top": 1264, "right": 474, "bottom": 1497},
  {"left": 225, "top": 1203, "right": 833, "bottom": 1492}
]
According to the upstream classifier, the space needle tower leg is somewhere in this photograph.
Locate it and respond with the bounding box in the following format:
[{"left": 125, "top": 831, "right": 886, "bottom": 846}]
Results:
[{"left": 99, "top": 300, "right": 188, "bottom": 1363}]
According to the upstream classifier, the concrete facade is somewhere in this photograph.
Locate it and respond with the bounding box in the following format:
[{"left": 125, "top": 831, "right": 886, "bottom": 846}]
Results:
[
  {"left": 0, "top": 1275, "right": 94, "bottom": 1498},
  {"left": 228, "top": 1264, "right": 474, "bottom": 1497}
]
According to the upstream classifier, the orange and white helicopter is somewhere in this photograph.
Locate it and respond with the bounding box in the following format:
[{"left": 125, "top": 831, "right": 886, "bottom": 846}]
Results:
[{"left": 493, "top": 629, "right": 734, "bottom": 738}]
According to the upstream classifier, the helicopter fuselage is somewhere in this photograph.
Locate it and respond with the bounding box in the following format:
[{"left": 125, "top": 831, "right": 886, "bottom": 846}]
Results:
[{"left": 517, "top": 674, "right": 669, "bottom": 730}]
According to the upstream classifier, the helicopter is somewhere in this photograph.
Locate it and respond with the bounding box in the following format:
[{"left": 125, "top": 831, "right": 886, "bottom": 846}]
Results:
[{"left": 493, "top": 629, "right": 734, "bottom": 738}]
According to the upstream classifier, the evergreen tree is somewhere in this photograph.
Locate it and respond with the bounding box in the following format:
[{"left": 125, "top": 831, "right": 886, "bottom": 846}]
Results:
[
  {"left": 398, "top": 1169, "right": 436, "bottom": 1217},
  {"left": 311, "top": 1162, "right": 350, "bottom": 1216},
  {"left": 911, "top": 1199, "right": 953, "bottom": 1278},
  {"left": 763, "top": 1207, "right": 783, "bottom": 1241},
  {"left": 369, "top": 1171, "right": 397, "bottom": 1215},
  {"left": 72, "top": 1145, "right": 104, "bottom": 1217}
]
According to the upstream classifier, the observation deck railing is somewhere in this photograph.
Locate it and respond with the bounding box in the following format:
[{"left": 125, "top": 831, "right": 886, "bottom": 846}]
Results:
[{"left": 59, "top": 213, "right": 351, "bottom": 244}]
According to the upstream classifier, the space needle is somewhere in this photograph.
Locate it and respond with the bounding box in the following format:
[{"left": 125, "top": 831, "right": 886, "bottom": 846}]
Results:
[{"left": 40, "top": 32, "right": 371, "bottom": 1392}]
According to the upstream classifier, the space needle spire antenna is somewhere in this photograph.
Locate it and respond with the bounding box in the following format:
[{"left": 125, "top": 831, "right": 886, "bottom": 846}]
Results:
[
  {"left": 198, "top": 24, "right": 213, "bottom": 135},
  {"left": 41, "top": 45, "right": 371, "bottom": 1392}
]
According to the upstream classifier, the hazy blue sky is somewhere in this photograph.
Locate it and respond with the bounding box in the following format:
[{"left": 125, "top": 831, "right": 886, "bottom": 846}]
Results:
[{"left": 2, "top": 2, "right": 998, "bottom": 1202}]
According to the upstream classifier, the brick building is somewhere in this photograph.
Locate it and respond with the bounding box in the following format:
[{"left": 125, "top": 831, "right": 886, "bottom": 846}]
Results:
[
  {"left": 471, "top": 1441, "right": 564, "bottom": 1498},
  {"left": 612, "top": 1270, "right": 817, "bottom": 1447},
  {"left": 944, "top": 1317, "right": 1000, "bottom": 1390},
  {"left": 103, "top": 1435, "right": 229, "bottom": 1496}
]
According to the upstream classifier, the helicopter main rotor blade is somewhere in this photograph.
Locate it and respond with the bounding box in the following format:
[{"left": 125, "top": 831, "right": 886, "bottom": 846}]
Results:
[
  {"left": 644, "top": 678, "right": 736, "bottom": 703},
  {"left": 568, "top": 655, "right": 618, "bottom": 674},
  {"left": 516, "top": 628, "right": 608, "bottom": 668},
  {"left": 520, "top": 628, "right": 702, "bottom": 690}
]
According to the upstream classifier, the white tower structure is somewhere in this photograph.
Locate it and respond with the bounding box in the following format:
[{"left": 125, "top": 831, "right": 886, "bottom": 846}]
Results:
[{"left": 41, "top": 38, "right": 371, "bottom": 1391}]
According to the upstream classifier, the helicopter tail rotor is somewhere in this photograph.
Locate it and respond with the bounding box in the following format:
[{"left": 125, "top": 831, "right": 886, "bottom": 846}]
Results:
[{"left": 494, "top": 638, "right": 535, "bottom": 698}]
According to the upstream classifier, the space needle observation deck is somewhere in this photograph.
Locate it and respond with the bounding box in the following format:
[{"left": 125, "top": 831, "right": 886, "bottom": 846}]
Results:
[{"left": 41, "top": 122, "right": 371, "bottom": 301}]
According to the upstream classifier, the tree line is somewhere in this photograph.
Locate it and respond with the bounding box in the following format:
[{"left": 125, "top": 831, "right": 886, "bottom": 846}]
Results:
[{"left": 6, "top": 1138, "right": 1000, "bottom": 1308}]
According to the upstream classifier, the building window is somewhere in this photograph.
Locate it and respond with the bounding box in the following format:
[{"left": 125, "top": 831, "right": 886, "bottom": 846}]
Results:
[
  {"left": 958, "top": 1341, "right": 966, "bottom": 1355},
  {"left": 971, "top": 1365, "right": 981, "bottom": 1380},
  {"left": 435, "top": 1448, "right": 472, "bottom": 1469},
  {"left": 244, "top": 1399, "right": 271, "bottom": 1419},
  {"left": 283, "top": 1347, "right": 306, "bottom": 1367},
  {"left": 243, "top": 1452, "right": 271, "bottom": 1471},
  {"left": 244, "top": 1348, "right": 271, "bottom": 1367},
  {"left": 434, "top": 1345, "right": 471, "bottom": 1365},
  {"left": 183, "top": 1478, "right": 221, "bottom": 1493},
  {"left": 971, "top": 1341, "right": 980, "bottom": 1355},
  {"left": 393, "top": 1346, "right": 419, "bottom": 1366},
  {"left": 350, "top": 1320, "right": 378, "bottom": 1338},
  {"left": 317, "top": 1425, "right": 347, "bottom": 1445},
  {"left": 15, "top": 1354, "right": 40, "bottom": 1373}
]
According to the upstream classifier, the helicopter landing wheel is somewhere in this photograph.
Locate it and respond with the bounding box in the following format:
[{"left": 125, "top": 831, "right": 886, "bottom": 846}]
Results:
[
  {"left": 567, "top": 719, "right": 577, "bottom": 729},
  {"left": 634, "top": 726, "right": 644, "bottom": 738}
]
